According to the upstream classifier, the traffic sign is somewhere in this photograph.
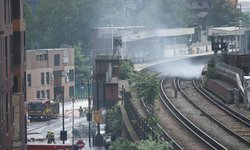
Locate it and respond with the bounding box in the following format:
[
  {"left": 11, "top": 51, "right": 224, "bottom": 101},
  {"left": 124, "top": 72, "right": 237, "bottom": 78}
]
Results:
[
  {"left": 76, "top": 140, "right": 85, "bottom": 149},
  {"left": 113, "top": 36, "right": 122, "bottom": 47},
  {"left": 94, "top": 110, "right": 102, "bottom": 123}
]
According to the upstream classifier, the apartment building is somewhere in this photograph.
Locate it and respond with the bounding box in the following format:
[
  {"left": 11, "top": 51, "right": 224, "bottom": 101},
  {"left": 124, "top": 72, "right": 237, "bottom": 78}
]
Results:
[
  {"left": 0, "top": 0, "right": 26, "bottom": 149},
  {"left": 26, "top": 48, "right": 75, "bottom": 102}
]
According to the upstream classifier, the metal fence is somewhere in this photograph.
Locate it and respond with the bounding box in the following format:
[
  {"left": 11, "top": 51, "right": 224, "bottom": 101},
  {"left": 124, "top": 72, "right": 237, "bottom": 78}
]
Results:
[
  {"left": 215, "top": 57, "right": 244, "bottom": 82},
  {"left": 124, "top": 92, "right": 159, "bottom": 141}
]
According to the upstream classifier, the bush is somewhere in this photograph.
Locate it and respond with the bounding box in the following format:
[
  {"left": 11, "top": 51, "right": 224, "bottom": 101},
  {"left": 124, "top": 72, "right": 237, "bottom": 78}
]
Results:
[{"left": 109, "top": 138, "right": 137, "bottom": 150}]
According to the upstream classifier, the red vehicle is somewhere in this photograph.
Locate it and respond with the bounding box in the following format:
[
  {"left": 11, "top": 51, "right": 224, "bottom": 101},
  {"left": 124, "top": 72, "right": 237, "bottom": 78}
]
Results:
[
  {"left": 27, "top": 144, "right": 72, "bottom": 150},
  {"left": 26, "top": 98, "right": 59, "bottom": 121}
]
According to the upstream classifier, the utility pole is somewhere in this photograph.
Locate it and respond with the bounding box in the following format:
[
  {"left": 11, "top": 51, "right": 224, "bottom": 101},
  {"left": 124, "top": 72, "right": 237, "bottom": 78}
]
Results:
[
  {"left": 239, "top": 20, "right": 242, "bottom": 52},
  {"left": 60, "top": 96, "right": 67, "bottom": 144},
  {"left": 72, "top": 97, "right": 75, "bottom": 147},
  {"left": 94, "top": 80, "right": 103, "bottom": 147},
  {"left": 88, "top": 79, "right": 91, "bottom": 147}
]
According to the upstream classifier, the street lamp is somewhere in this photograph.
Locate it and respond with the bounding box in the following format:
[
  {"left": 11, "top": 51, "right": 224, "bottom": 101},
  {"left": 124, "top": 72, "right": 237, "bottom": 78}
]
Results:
[
  {"left": 72, "top": 97, "right": 75, "bottom": 148},
  {"left": 60, "top": 95, "right": 67, "bottom": 144},
  {"left": 81, "top": 78, "right": 92, "bottom": 147},
  {"left": 87, "top": 79, "right": 91, "bottom": 147},
  {"left": 111, "top": 25, "right": 114, "bottom": 51}
]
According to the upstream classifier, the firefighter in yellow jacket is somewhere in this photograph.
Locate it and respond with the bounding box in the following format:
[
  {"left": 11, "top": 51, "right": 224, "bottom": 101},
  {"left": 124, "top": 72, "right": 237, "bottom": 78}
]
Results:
[{"left": 46, "top": 131, "right": 56, "bottom": 144}]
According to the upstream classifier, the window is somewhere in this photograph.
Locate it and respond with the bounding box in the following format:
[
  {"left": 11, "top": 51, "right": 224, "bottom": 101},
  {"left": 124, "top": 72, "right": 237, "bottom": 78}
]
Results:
[
  {"left": 6, "top": 93, "right": 9, "bottom": 131},
  {"left": 44, "top": 54, "right": 48, "bottom": 60},
  {"left": 36, "top": 54, "right": 48, "bottom": 61},
  {"left": 36, "top": 91, "right": 40, "bottom": 98},
  {"left": 54, "top": 54, "right": 60, "bottom": 66},
  {"left": 41, "top": 72, "right": 44, "bottom": 85},
  {"left": 13, "top": 76, "right": 18, "bottom": 93},
  {"left": 69, "top": 86, "right": 74, "bottom": 98},
  {"left": 4, "top": 0, "right": 6, "bottom": 24},
  {"left": 13, "top": 33, "right": 21, "bottom": 66},
  {"left": 0, "top": 94, "right": 3, "bottom": 123},
  {"left": 69, "top": 70, "right": 74, "bottom": 81},
  {"left": 53, "top": 70, "right": 63, "bottom": 78},
  {"left": 13, "top": 0, "right": 20, "bottom": 19},
  {"left": 54, "top": 86, "right": 64, "bottom": 99},
  {"left": 1, "top": 94, "right": 5, "bottom": 121},
  {"left": 39, "top": 55, "right": 43, "bottom": 61},
  {"left": 0, "top": 38, "right": 2, "bottom": 79},
  {"left": 46, "top": 72, "right": 49, "bottom": 84},
  {"left": 5, "top": 37, "right": 8, "bottom": 78},
  {"left": 27, "top": 74, "right": 31, "bottom": 87},
  {"left": 46, "top": 90, "right": 50, "bottom": 100},
  {"left": 41, "top": 90, "right": 45, "bottom": 98},
  {"left": 36, "top": 55, "right": 40, "bottom": 61}
]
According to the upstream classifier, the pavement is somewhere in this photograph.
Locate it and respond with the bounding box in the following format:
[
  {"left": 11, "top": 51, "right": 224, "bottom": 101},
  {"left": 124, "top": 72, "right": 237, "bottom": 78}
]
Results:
[{"left": 27, "top": 100, "right": 107, "bottom": 150}]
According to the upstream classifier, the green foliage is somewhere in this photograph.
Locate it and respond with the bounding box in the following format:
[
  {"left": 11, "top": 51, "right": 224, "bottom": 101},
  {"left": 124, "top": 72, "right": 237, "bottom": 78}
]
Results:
[
  {"left": 106, "top": 106, "right": 122, "bottom": 137},
  {"left": 137, "top": 137, "right": 171, "bottom": 150},
  {"left": 205, "top": 0, "right": 250, "bottom": 27},
  {"left": 109, "top": 138, "right": 137, "bottom": 150},
  {"left": 25, "top": 0, "right": 195, "bottom": 51},
  {"left": 134, "top": 0, "right": 194, "bottom": 28},
  {"left": 74, "top": 42, "right": 90, "bottom": 85},
  {"left": 110, "top": 137, "right": 170, "bottom": 150},
  {"left": 25, "top": 0, "right": 96, "bottom": 50},
  {"left": 129, "top": 72, "right": 160, "bottom": 113},
  {"left": 206, "top": 67, "right": 218, "bottom": 79},
  {"left": 120, "top": 60, "right": 134, "bottom": 80}
]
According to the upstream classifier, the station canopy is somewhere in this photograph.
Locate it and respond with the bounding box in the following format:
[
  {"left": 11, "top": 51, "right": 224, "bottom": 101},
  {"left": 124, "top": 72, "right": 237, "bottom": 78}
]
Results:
[
  {"left": 208, "top": 26, "right": 245, "bottom": 36},
  {"left": 122, "top": 28, "right": 195, "bottom": 42},
  {"left": 93, "top": 26, "right": 195, "bottom": 42}
]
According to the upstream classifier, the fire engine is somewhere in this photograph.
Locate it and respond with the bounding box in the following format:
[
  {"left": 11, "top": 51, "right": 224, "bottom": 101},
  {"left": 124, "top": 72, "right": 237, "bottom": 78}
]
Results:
[
  {"left": 27, "top": 144, "right": 72, "bottom": 150},
  {"left": 27, "top": 98, "right": 59, "bottom": 121}
]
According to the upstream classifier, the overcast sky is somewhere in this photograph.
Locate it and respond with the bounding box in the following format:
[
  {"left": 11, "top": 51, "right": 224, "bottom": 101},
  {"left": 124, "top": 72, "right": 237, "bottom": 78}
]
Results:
[{"left": 241, "top": 0, "right": 250, "bottom": 2}]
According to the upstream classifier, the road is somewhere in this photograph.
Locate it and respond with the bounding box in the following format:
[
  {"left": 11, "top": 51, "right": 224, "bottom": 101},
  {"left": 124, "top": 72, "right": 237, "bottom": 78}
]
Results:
[{"left": 27, "top": 99, "right": 105, "bottom": 150}]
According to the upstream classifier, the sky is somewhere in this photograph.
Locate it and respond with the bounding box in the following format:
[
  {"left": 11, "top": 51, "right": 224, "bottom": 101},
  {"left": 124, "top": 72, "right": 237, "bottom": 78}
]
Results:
[{"left": 241, "top": 0, "right": 250, "bottom": 2}]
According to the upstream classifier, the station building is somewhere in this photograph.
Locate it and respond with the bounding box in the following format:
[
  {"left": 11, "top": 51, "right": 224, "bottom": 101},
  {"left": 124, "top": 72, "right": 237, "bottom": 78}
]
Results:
[
  {"left": 26, "top": 48, "right": 75, "bottom": 102},
  {"left": 91, "top": 27, "right": 196, "bottom": 63}
]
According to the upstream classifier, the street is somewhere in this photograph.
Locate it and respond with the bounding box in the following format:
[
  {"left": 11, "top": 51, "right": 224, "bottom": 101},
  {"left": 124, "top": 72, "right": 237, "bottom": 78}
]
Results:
[{"left": 27, "top": 99, "right": 105, "bottom": 150}]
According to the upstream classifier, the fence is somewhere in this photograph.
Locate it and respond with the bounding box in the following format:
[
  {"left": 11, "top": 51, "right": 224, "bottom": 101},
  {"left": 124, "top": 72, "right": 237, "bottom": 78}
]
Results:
[{"left": 124, "top": 92, "right": 159, "bottom": 141}]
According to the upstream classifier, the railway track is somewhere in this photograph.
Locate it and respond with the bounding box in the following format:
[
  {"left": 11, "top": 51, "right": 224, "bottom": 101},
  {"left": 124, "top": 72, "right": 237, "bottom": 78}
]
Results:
[
  {"left": 159, "top": 77, "right": 226, "bottom": 150},
  {"left": 197, "top": 82, "right": 250, "bottom": 125},
  {"left": 177, "top": 79, "right": 250, "bottom": 149}
]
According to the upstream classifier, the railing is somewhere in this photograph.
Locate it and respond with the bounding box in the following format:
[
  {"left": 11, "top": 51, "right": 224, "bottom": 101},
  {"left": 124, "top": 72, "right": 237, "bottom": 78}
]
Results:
[
  {"left": 124, "top": 92, "right": 159, "bottom": 140},
  {"left": 123, "top": 92, "right": 182, "bottom": 149},
  {"left": 215, "top": 58, "right": 244, "bottom": 82}
]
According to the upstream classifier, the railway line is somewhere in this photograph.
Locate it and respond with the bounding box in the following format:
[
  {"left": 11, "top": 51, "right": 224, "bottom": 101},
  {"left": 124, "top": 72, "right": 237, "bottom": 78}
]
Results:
[
  {"left": 157, "top": 78, "right": 221, "bottom": 150},
  {"left": 175, "top": 78, "right": 250, "bottom": 149},
  {"left": 131, "top": 55, "right": 250, "bottom": 149}
]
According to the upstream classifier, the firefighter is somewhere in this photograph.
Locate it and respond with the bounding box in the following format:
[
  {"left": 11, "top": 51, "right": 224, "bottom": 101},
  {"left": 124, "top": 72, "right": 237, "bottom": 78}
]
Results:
[
  {"left": 79, "top": 106, "right": 83, "bottom": 118},
  {"left": 50, "top": 131, "right": 56, "bottom": 144},
  {"left": 46, "top": 131, "right": 51, "bottom": 144}
]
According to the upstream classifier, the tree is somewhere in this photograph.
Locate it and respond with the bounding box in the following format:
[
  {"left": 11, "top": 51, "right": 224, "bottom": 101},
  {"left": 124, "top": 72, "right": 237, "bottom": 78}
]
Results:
[
  {"left": 137, "top": 137, "right": 171, "bottom": 150},
  {"left": 206, "top": 0, "right": 238, "bottom": 27},
  {"left": 134, "top": 0, "right": 195, "bottom": 28},
  {"left": 25, "top": 0, "right": 196, "bottom": 51},
  {"left": 106, "top": 105, "right": 122, "bottom": 138},
  {"left": 129, "top": 72, "right": 160, "bottom": 114},
  {"left": 120, "top": 60, "right": 134, "bottom": 80},
  {"left": 109, "top": 138, "right": 137, "bottom": 150},
  {"left": 74, "top": 42, "right": 90, "bottom": 84},
  {"left": 25, "top": 0, "right": 96, "bottom": 50}
]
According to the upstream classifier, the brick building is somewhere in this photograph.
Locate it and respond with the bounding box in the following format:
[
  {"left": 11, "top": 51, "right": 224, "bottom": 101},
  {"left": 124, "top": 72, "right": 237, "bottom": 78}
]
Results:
[
  {"left": 26, "top": 48, "right": 75, "bottom": 102},
  {"left": 93, "top": 55, "right": 120, "bottom": 110},
  {"left": 0, "top": 0, "right": 26, "bottom": 149}
]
